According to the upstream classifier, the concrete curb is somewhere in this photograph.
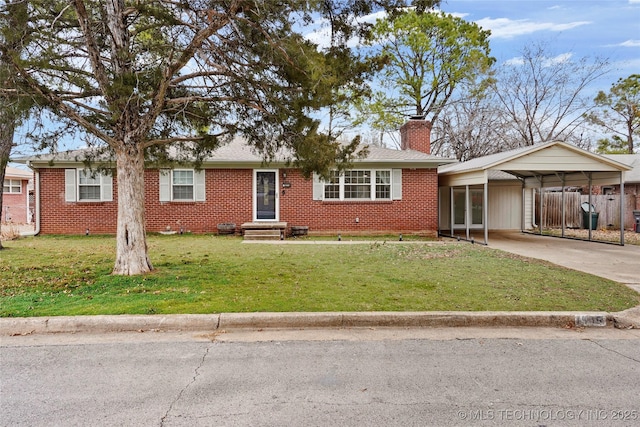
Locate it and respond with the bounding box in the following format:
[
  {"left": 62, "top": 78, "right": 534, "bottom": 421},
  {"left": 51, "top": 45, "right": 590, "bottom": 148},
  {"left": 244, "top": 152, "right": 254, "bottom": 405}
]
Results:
[
  {"left": 611, "top": 305, "right": 640, "bottom": 329},
  {"left": 1, "top": 310, "right": 629, "bottom": 336}
]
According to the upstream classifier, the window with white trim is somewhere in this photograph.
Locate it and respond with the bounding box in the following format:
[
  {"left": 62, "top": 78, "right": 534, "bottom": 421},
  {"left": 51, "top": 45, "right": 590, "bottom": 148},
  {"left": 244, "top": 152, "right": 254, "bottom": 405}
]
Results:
[
  {"left": 3, "top": 179, "right": 21, "bottom": 194},
  {"left": 78, "top": 170, "right": 101, "bottom": 200},
  {"left": 323, "top": 169, "right": 393, "bottom": 201},
  {"left": 65, "top": 169, "right": 113, "bottom": 202},
  {"left": 172, "top": 170, "right": 194, "bottom": 200},
  {"left": 159, "top": 169, "right": 206, "bottom": 202}
]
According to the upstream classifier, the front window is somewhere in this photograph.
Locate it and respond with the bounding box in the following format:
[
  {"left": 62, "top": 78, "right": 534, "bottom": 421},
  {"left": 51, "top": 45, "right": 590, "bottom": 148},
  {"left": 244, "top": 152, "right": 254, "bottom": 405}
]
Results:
[
  {"left": 323, "top": 169, "right": 391, "bottom": 201},
  {"left": 344, "top": 170, "right": 371, "bottom": 199},
  {"left": 375, "top": 171, "right": 391, "bottom": 199},
  {"left": 3, "top": 179, "right": 21, "bottom": 194},
  {"left": 172, "top": 170, "right": 194, "bottom": 200},
  {"left": 78, "top": 171, "right": 101, "bottom": 201},
  {"left": 324, "top": 171, "right": 341, "bottom": 200}
]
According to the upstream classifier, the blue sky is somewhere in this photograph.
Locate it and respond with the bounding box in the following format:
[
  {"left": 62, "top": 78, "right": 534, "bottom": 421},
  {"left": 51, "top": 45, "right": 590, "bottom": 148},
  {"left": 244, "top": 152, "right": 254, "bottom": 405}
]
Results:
[
  {"left": 441, "top": 0, "right": 640, "bottom": 89},
  {"left": 11, "top": 1, "right": 640, "bottom": 160}
]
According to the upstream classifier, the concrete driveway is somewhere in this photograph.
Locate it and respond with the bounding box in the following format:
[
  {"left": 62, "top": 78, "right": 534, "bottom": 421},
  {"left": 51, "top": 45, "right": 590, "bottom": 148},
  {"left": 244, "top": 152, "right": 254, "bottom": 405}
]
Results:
[{"left": 484, "top": 232, "right": 640, "bottom": 290}]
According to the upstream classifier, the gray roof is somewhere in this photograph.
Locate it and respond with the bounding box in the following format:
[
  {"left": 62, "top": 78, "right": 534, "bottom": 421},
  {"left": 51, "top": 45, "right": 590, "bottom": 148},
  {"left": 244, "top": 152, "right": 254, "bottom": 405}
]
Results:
[
  {"left": 4, "top": 166, "right": 33, "bottom": 179},
  {"left": 604, "top": 154, "right": 640, "bottom": 183},
  {"left": 17, "top": 137, "right": 456, "bottom": 168}
]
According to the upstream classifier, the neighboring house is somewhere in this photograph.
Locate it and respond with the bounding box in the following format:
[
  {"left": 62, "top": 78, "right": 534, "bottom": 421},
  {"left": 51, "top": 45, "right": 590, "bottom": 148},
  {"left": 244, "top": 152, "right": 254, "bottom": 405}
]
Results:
[
  {"left": 438, "top": 141, "right": 632, "bottom": 244},
  {"left": 18, "top": 119, "right": 456, "bottom": 236},
  {"left": 602, "top": 154, "right": 640, "bottom": 211},
  {"left": 2, "top": 166, "right": 33, "bottom": 224}
]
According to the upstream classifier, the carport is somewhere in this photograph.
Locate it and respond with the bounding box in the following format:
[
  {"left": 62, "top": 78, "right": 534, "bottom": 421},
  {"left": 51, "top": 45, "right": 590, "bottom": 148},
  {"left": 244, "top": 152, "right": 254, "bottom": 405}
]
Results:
[{"left": 438, "top": 141, "right": 632, "bottom": 245}]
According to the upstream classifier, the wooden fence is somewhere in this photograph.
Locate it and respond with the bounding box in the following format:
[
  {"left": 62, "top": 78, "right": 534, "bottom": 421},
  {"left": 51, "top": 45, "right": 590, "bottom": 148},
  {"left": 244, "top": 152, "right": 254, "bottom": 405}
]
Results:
[{"left": 536, "top": 192, "right": 637, "bottom": 229}]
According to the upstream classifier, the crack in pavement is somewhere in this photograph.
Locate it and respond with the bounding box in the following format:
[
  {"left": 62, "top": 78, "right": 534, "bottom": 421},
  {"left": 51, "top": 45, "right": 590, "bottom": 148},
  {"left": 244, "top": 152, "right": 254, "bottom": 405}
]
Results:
[
  {"left": 160, "top": 345, "right": 211, "bottom": 426},
  {"left": 587, "top": 339, "right": 640, "bottom": 364}
]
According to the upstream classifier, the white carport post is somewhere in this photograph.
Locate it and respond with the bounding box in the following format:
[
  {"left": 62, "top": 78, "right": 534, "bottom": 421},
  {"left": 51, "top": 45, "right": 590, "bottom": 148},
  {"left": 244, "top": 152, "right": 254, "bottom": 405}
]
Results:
[
  {"left": 465, "top": 185, "right": 470, "bottom": 240},
  {"left": 560, "top": 173, "right": 566, "bottom": 238},
  {"left": 620, "top": 171, "right": 625, "bottom": 245},
  {"left": 450, "top": 187, "right": 454, "bottom": 237},
  {"left": 483, "top": 181, "right": 488, "bottom": 244},
  {"left": 538, "top": 176, "right": 544, "bottom": 235},
  {"left": 520, "top": 180, "right": 526, "bottom": 232},
  {"left": 588, "top": 173, "right": 593, "bottom": 241}
]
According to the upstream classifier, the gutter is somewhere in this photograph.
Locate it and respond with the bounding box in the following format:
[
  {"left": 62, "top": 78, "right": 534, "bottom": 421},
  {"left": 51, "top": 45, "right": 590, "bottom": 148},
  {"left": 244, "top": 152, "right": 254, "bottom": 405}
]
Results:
[{"left": 20, "top": 161, "right": 40, "bottom": 236}]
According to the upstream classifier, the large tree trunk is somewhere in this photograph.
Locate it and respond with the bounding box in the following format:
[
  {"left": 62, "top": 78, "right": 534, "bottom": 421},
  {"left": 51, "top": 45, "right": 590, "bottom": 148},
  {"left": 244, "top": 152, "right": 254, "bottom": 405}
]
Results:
[
  {"left": 112, "top": 145, "right": 153, "bottom": 275},
  {"left": 0, "top": 115, "right": 15, "bottom": 250}
]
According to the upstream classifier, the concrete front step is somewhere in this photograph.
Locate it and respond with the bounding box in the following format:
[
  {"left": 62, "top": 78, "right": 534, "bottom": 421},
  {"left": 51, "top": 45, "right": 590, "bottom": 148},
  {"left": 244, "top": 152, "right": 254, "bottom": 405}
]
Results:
[
  {"left": 241, "top": 222, "right": 287, "bottom": 241},
  {"left": 243, "top": 229, "right": 283, "bottom": 241}
]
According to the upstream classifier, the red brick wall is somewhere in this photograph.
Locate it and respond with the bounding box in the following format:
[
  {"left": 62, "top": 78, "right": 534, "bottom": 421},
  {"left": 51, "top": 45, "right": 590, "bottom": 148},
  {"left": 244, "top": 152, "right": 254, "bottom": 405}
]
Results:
[
  {"left": 280, "top": 169, "right": 438, "bottom": 235},
  {"left": 37, "top": 167, "right": 439, "bottom": 236},
  {"left": 38, "top": 169, "right": 118, "bottom": 234},
  {"left": 146, "top": 169, "right": 254, "bottom": 233},
  {"left": 400, "top": 119, "right": 432, "bottom": 154},
  {"left": 2, "top": 180, "right": 29, "bottom": 223}
]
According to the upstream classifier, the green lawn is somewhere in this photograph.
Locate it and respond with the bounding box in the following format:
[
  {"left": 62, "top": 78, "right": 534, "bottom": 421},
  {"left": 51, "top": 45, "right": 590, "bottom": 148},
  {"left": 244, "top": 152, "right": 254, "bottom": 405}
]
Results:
[{"left": 1, "top": 234, "right": 638, "bottom": 317}]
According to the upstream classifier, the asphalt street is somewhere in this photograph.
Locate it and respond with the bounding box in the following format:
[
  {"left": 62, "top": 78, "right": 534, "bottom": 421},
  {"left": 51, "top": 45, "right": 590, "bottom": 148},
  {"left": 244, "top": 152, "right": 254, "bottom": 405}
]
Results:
[{"left": 2, "top": 328, "right": 639, "bottom": 426}]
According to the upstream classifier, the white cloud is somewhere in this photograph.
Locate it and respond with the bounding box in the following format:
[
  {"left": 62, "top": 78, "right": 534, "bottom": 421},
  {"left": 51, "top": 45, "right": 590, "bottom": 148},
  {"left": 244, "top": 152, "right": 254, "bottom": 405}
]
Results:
[
  {"left": 619, "top": 39, "right": 640, "bottom": 47},
  {"left": 303, "top": 10, "right": 387, "bottom": 49},
  {"left": 603, "top": 39, "right": 640, "bottom": 48},
  {"left": 449, "top": 12, "right": 469, "bottom": 18},
  {"left": 629, "top": 0, "right": 640, "bottom": 4},
  {"left": 475, "top": 17, "right": 591, "bottom": 39},
  {"left": 504, "top": 56, "right": 524, "bottom": 66},
  {"left": 543, "top": 52, "right": 573, "bottom": 66},
  {"left": 504, "top": 52, "right": 573, "bottom": 67}
]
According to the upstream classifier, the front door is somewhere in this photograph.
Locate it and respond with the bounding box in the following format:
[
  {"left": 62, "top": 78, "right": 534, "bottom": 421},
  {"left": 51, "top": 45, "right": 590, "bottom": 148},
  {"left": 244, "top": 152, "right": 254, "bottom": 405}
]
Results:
[{"left": 254, "top": 170, "right": 278, "bottom": 221}]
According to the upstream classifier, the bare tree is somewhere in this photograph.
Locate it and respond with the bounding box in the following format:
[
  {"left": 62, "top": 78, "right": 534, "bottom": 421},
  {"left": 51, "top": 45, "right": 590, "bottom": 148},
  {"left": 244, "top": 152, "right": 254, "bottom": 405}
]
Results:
[
  {"left": 432, "top": 89, "right": 507, "bottom": 161},
  {"left": 491, "top": 41, "right": 610, "bottom": 148}
]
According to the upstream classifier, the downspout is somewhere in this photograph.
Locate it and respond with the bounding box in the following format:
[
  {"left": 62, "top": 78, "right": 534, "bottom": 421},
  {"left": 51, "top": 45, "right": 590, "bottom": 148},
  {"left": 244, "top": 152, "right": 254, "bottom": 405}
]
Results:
[
  {"left": 20, "top": 162, "right": 40, "bottom": 236},
  {"left": 26, "top": 177, "right": 30, "bottom": 224}
]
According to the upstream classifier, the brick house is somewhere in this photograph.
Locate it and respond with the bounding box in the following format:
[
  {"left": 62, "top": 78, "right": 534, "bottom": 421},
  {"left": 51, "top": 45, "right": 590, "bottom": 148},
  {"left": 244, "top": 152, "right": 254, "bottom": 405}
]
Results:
[
  {"left": 2, "top": 166, "right": 33, "bottom": 224},
  {"left": 603, "top": 154, "right": 640, "bottom": 211},
  {"left": 18, "top": 119, "right": 455, "bottom": 237}
]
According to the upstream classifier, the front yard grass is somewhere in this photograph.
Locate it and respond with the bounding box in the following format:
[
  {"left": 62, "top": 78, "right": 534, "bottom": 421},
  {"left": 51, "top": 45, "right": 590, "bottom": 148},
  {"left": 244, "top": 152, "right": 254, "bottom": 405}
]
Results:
[{"left": 1, "top": 234, "right": 638, "bottom": 317}]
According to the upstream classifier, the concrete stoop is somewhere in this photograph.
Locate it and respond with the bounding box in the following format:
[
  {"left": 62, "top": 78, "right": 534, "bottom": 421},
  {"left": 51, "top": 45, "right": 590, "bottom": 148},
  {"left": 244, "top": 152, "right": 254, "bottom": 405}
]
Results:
[{"left": 241, "top": 222, "right": 287, "bottom": 241}]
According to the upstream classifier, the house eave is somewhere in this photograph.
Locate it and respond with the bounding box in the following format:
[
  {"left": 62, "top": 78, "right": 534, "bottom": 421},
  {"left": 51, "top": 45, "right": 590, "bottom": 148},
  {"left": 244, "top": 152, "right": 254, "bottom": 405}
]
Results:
[{"left": 17, "top": 157, "right": 456, "bottom": 170}]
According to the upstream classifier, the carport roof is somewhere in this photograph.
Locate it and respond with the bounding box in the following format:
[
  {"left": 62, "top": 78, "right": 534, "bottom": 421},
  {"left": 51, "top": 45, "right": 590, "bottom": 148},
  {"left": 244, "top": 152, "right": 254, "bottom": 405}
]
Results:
[{"left": 438, "top": 141, "right": 631, "bottom": 187}]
